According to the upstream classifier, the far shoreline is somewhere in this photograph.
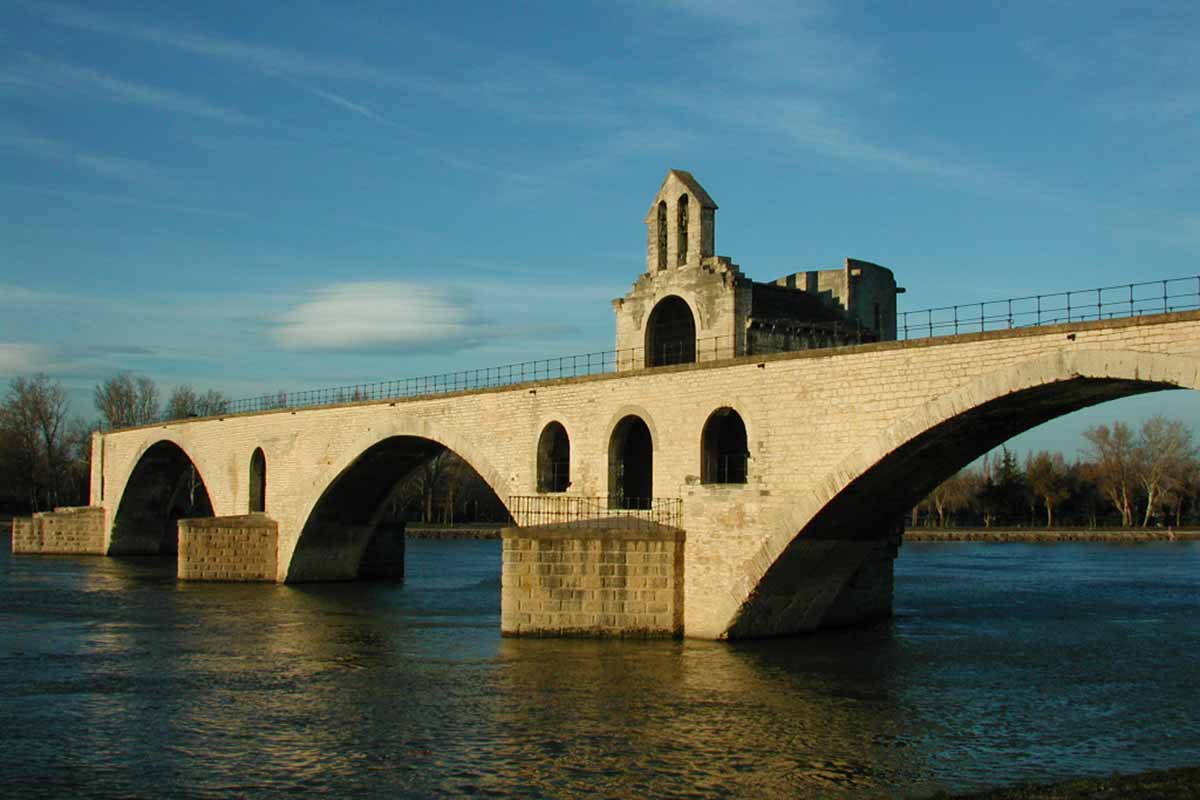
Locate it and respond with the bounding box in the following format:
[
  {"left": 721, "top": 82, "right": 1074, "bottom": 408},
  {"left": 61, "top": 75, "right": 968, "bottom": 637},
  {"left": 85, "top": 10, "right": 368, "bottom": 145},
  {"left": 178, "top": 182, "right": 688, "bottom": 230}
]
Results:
[{"left": 905, "top": 527, "right": 1198, "bottom": 543}]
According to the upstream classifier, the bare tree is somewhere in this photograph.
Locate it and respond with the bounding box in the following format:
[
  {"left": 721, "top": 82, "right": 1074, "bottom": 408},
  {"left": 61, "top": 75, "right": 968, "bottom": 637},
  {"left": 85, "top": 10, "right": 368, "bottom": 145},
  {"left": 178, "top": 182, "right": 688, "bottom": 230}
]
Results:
[
  {"left": 94, "top": 372, "right": 159, "bottom": 429},
  {"left": 1026, "top": 450, "right": 1069, "bottom": 527},
  {"left": 1134, "top": 416, "right": 1196, "bottom": 527},
  {"left": 925, "top": 469, "right": 975, "bottom": 527},
  {"left": 0, "top": 374, "right": 74, "bottom": 510},
  {"left": 166, "top": 385, "right": 228, "bottom": 419},
  {"left": 1083, "top": 422, "right": 1137, "bottom": 526}
]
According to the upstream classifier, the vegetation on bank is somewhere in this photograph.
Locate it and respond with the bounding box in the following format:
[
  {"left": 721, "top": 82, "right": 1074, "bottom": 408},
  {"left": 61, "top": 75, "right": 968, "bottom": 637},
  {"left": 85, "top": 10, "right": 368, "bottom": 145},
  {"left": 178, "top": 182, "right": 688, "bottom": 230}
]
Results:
[
  {"left": 0, "top": 372, "right": 231, "bottom": 515},
  {"left": 916, "top": 418, "right": 1198, "bottom": 530},
  {"left": 935, "top": 765, "right": 1200, "bottom": 799}
]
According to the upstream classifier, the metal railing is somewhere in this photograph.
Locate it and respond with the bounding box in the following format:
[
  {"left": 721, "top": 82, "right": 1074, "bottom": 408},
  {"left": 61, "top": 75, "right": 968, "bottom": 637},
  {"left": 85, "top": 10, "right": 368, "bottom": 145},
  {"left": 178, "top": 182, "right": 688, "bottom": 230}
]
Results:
[
  {"left": 107, "top": 274, "right": 1200, "bottom": 430},
  {"left": 898, "top": 275, "right": 1200, "bottom": 340},
  {"left": 704, "top": 454, "right": 748, "bottom": 485},
  {"left": 508, "top": 495, "right": 682, "bottom": 530}
]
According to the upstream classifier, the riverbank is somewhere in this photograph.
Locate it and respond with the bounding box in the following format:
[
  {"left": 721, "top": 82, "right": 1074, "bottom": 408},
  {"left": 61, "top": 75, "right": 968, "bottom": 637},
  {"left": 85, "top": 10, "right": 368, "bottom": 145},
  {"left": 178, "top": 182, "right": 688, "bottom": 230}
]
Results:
[
  {"left": 905, "top": 527, "right": 1199, "bottom": 543},
  {"left": 942, "top": 765, "right": 1200, "bottom": 798},
  {"left": 404, "top": 523, "right": 501, "bottom": 539}
]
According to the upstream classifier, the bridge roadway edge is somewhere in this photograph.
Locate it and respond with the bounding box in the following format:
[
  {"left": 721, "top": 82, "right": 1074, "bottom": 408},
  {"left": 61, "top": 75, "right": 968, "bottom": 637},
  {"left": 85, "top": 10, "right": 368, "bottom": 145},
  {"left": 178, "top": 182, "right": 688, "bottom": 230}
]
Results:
[{"left": 89, "top": 311, "right": 1200, "bottom": 639}]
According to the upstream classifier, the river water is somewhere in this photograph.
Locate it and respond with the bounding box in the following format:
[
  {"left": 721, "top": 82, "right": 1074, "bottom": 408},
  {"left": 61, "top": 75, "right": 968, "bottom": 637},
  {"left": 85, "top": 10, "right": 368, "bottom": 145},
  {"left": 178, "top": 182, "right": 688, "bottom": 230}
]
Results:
[{"left": 2, "top": 535, "right": 1197, "bottom": 799}]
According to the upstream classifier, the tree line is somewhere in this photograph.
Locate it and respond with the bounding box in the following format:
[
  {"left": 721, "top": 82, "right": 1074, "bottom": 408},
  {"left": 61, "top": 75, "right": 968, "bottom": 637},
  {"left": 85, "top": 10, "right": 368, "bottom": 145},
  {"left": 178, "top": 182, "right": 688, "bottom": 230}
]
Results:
[
  {"left": 918, "top": 416, "right": 1198, "bottom": 529},
  {"left": 0, "top": 372, "right": 229, "bottom": 514}
]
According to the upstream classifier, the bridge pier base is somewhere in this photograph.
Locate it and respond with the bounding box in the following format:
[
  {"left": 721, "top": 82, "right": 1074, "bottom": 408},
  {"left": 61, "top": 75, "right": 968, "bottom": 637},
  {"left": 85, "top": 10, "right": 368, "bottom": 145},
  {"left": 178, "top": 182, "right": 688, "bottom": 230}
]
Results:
[
  {"left": 11, "top": 506, "right": 107, "bottom": 555},
  {"left": 178, "top": 515, "right": 279, "bottom": 581},
  {"left": 284, "top": 520, "right": 407, "bottom": 582},
  {"left": 821, "top": 526, "right": 903, "bottom": 629},
  {"left": 501, "top": 521, "right": 685, "bottom": 638},
  {"left": 357, "top": 521, "right": 406, "bottom": 580},
  {"left": 726, "top": 518, "right": 904, "bottom": 638}
]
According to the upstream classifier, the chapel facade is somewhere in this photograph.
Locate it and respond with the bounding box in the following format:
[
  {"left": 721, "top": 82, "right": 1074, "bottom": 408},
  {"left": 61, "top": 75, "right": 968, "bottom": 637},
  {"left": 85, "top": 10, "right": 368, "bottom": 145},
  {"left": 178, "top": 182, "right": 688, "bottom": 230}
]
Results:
[{"left": 613, "top": 170, "right": 903, "bottom": 369}]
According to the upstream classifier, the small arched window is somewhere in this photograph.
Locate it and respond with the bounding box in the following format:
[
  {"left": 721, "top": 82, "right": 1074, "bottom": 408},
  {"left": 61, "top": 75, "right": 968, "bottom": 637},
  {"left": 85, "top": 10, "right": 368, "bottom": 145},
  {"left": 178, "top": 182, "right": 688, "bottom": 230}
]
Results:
[
  {"left": 609, "top": 415, "right": 652, "bottom": 509},
  {"left": 536, "top": 422, "right": 570, "bottom": 493},
  {"left": 249, "top": 447, "right": 266, "bottom": 512},
  {"left": 656, "top": 200, "right": 668, "bottom": 271},
  {"left": 701, "top": 408, "right": 748, "bottom": 484},
  {"left": 677, "top": 194, "right": 689, "bottom": 266}
]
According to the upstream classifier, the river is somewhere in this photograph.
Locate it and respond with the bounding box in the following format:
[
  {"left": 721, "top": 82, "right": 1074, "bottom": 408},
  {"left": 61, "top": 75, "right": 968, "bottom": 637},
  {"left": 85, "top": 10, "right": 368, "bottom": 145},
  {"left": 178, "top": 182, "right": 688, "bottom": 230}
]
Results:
[{"left": 2, "top": 535, "right": 1197, "bottom": 799}]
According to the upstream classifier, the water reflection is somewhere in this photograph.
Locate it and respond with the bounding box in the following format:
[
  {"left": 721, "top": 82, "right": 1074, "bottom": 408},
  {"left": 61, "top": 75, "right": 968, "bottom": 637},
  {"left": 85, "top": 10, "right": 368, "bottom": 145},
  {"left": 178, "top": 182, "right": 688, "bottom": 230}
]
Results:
[{"left": 2, "top": 536, "right": 1198, "bottom": 798}]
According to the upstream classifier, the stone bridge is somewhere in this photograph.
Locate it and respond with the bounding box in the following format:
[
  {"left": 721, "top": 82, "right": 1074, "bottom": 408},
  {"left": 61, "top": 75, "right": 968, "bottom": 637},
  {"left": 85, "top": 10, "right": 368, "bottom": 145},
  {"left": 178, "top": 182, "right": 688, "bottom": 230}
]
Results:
[
  {"left": 68, "top": 310, "right": 1200, "bottom": 639},
  {"left": 14, "top": 171, "right": 1200, "bottom": 639}
]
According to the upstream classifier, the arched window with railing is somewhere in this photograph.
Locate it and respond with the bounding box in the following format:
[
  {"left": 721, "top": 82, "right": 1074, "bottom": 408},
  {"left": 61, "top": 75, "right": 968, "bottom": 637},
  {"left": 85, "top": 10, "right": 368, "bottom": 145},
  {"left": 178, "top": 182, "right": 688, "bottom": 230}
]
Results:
[
  {"left": 701, "top": 408, "right": 748, "bottom": 484},
  {"left": 645, "top": 295, "right": 696, "bottom": 367},
  {"left": 608, "top": 415, "right": 653, "bottom": 509},
  {"left": 536, "top": 422, "right": 570, "bottom": 493}
]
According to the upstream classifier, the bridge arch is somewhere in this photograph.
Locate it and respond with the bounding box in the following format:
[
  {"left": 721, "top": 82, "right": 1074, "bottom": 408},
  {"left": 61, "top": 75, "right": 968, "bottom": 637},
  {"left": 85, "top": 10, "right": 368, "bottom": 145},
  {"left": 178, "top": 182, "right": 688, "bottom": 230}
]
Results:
[
  {"left": 722, "top": 349, "right": 1200, "bottom": 638},
  {"left": 284, "top": 417, "right": 509, "bottom": 582},
  {"left": 110, "top": 439, "right": 214, "bottom": 555}
]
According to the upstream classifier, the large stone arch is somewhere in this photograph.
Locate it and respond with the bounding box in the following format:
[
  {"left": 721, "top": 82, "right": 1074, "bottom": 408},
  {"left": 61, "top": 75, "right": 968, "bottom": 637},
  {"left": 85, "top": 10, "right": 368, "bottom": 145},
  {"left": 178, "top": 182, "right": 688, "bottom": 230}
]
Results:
[
  {"left": 109, "top": 439, "right": 215, "bottom": 555},
  {"left": 282, "top": 416, "right": 510, "bottom": 582},
  {"left": 720, "top": 349, "right": 1200, "bottom": 639}
]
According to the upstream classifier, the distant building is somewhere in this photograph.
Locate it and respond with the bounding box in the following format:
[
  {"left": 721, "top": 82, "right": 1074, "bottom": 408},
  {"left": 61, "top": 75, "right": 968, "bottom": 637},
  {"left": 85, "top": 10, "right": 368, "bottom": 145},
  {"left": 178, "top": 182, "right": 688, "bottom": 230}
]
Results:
[{"left": 613, "top": 169, "right": 904, "bottom": 368}]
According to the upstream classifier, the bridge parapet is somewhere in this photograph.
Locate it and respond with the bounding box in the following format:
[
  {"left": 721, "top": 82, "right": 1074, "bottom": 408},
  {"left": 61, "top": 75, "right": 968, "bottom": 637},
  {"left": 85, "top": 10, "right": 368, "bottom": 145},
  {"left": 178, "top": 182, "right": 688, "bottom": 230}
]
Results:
[{"left": 508, "top": 495, "right": 682, "bottom": 530}]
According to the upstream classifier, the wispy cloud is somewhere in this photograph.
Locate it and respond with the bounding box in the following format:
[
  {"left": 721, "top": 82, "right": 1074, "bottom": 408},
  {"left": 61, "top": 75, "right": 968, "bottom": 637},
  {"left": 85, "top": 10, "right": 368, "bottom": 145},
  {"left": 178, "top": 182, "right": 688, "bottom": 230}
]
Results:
[
  {"left": 36, "top": 2, "right": 388, "bottom": 83},
  {"left": 271, "top": 282, "right": 482, "bottom": 353},
  {"left": 0, "top": 343, "right": 51, "bottom": 374},
  {"left": 33, "top": 2, "right": 415, "bottom": 126},
  {"left": 2, "top": 55, "right": 253, "bottom": 123},
  {"left": 0, "top": 126, "right": 159, "bottom": 184},
  {"left": 306, "top": 87, "right": 396, "bottom": 125}
]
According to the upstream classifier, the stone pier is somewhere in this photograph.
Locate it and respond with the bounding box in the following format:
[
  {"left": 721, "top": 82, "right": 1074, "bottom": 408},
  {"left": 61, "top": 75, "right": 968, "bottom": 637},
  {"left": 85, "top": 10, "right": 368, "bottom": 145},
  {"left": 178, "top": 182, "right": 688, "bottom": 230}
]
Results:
[
  {"left": 177, "top": 515, "right": 279, "bottom": 581},
  {"left": 11, "top": 506, "right": 106, "bottom": 555},
  {"left": 501, "top": 520, "right": 685, "bottom": 638}
]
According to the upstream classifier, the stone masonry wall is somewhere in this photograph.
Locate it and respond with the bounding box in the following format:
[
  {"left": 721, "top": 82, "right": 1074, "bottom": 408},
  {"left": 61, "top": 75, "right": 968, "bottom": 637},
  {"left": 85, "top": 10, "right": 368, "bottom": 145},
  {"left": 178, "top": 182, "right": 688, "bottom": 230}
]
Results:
[
  {"left": 11, "top": 517, "right": 35, "bottom": 552},
  {"left": 178, "top": 515, "right": 278, "bottom": 581},
  {"left": 11, "top": 506, "right": 106, "bottom": 554},
  {"left": 502, "top": 524, "right": 685, "bottom": 637}
]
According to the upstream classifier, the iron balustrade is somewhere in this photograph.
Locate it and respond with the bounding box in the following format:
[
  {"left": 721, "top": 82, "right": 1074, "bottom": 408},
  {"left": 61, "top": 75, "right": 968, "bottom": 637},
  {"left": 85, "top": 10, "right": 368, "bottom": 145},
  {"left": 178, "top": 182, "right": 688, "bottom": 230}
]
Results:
[
  {"left": 508, "top": 495, "right": 683, "bottom": 530},
  {"left": 898, "top": 275, "right": 1200, "bottom": 340},
  {"left": 704, "top": 454, "right": 749, "bottom": 485},
  {"left": 105, "top": 274, "right": 1200, "bottom": 430},
  {"left": 536, "top": 461, "right": 570, "bottom": 494}
]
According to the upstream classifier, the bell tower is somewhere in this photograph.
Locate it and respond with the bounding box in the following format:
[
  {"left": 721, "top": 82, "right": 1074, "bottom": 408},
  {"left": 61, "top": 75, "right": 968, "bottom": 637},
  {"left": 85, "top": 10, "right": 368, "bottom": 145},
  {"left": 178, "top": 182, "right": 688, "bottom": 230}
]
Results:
[{"left": 643, "top": 169, "right": 717, "bottom": 273}]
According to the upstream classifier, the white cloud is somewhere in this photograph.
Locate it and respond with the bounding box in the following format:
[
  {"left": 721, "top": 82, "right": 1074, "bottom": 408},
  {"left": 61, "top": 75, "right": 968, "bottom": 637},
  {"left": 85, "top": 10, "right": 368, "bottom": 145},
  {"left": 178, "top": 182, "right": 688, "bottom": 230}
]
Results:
[
  {"left": 0, "top": 343, "right": 50, "bottom": 374},
  {"left": 271, "top": 282, "right": 479, "bottom": 352}
]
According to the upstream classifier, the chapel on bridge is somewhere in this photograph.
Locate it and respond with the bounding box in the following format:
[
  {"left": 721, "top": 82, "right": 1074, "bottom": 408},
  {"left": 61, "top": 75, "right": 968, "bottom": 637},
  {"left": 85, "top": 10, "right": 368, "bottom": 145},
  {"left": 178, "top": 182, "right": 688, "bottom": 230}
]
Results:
[{"left": 613, "top": 169, "right": 904, "bottom": 368}]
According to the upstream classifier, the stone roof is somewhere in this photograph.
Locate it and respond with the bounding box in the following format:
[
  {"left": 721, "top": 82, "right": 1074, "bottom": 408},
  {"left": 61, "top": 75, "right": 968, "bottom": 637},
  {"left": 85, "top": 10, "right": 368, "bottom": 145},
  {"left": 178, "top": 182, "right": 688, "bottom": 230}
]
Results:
[{"left": 644, "top": 169, "right": 718, "bottom": 219}]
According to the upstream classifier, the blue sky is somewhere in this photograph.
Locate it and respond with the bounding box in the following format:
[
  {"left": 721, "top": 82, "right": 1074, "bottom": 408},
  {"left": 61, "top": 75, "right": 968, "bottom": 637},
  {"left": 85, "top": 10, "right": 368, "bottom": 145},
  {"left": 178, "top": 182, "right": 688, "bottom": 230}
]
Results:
[{"left": 1, "top": 0, "right": 1197, "bottom": 458}]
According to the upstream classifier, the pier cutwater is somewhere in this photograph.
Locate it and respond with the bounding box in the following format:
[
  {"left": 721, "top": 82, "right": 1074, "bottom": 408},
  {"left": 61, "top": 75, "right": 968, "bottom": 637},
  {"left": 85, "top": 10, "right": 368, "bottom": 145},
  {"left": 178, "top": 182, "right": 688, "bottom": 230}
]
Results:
[{"left": 14, "top": 170, "right": 1200, "bottom": 639}]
